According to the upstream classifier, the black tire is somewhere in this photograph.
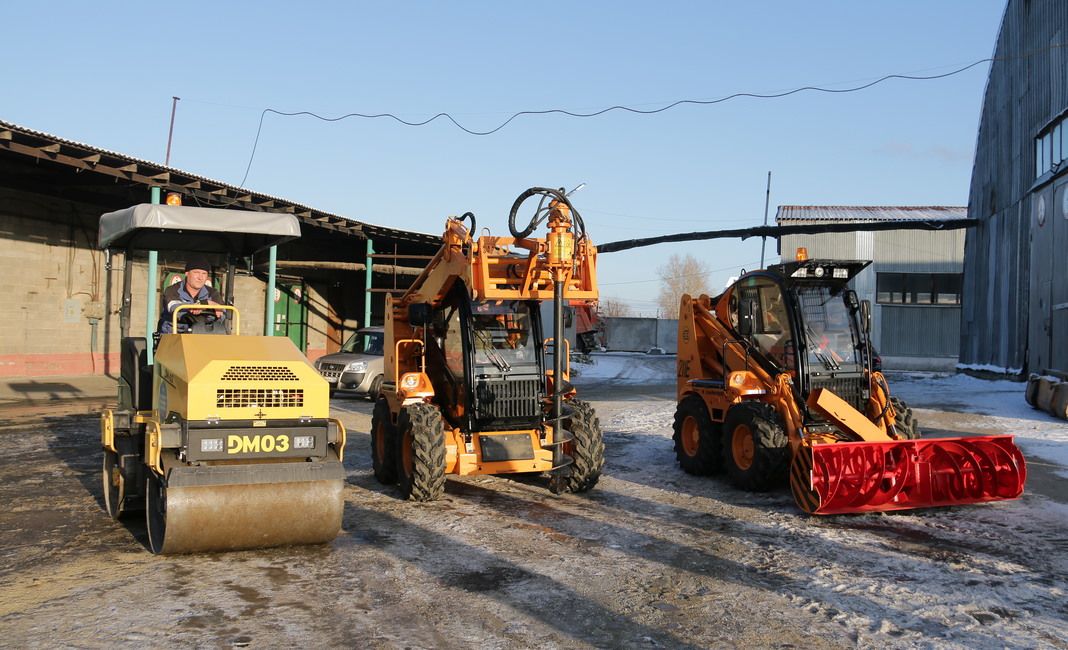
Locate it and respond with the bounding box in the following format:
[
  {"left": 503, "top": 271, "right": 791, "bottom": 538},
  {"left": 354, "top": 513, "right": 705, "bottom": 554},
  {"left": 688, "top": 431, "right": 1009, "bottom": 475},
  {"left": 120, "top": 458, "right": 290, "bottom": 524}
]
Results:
[
  {"left": 371, "top": 398, "right": 398, "bottom": 485},
  {"left": 555, "top": 399, "right": 605, "bottom": 493},
  {"left": 889, "top": 396, "right": 920, "bottom": 440},
  {"left": 672, "top": 394, "right": 724, "bottom": 476},
  {"left": 366, "top": 374, "right": 383, "bottom": 402},
  {"left": 145, "top": 468, "right": 167, "bottom": 554},
  {"left": 396, "top": 402, "right": 447, "bottom": 501},
  {"left": 722, "top": 401, "right": 789, "bottom": 492},
  {"left": 103, "top": 449, "right": 124, "bottom": 520}
]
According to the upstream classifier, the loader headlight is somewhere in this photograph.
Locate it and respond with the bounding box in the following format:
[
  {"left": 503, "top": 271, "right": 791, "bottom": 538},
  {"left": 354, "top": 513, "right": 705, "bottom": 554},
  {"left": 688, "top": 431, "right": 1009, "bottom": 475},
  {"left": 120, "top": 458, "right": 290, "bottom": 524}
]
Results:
[
  {"left": 201, "top": 438, "right": 224, "bottom": 453},
  {"left": 293, "top": 435, "right": 315, "bottom": 449},
  {"left": 833, "top": 267, "right": 849, "bottom": 279},
  {"left": 345, "top": 361, "right": 367, "bottom": 373}
]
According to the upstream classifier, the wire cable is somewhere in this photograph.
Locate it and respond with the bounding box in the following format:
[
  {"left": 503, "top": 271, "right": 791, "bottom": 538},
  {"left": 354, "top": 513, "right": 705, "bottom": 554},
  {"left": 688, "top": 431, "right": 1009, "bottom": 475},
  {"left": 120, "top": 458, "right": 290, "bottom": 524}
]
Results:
[{"left": 239, "top": 45, "right": 1068, "bottom": 186}]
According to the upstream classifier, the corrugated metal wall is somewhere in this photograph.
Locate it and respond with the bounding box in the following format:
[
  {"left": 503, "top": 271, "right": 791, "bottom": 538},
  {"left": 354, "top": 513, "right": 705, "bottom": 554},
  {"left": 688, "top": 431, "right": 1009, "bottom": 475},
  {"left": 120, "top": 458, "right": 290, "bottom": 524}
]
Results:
[
  {"left": 781, "top": 215, "right": 964, "bottom": 361},
  {"left": 963, "top": 0, "right": 1068, "bottom": 374}
]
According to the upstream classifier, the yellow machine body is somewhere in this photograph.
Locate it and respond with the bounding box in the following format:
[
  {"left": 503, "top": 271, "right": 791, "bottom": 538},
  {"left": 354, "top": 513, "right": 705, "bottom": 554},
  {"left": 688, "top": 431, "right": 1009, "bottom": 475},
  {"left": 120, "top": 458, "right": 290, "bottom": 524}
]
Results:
[
  {"left": 153, "top": 333, "right": 330, "bottom": 423},
  {"left": 97, "top": 203, "right": 346, "bottom": 554}
]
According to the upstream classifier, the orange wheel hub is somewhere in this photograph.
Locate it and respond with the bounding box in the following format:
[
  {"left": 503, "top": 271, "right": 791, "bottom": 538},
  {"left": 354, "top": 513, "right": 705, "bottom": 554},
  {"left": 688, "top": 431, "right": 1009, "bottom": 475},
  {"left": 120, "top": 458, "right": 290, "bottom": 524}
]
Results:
[{"left": 732, "top": 425, "right": 754, "bottom": 470}]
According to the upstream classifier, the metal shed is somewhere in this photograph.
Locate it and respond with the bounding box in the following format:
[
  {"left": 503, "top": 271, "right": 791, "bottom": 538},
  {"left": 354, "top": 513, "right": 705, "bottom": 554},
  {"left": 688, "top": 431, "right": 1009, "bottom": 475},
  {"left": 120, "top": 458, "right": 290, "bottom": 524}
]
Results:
[{"left": 778, "top": 206, "right": 966, "bottom": 370}]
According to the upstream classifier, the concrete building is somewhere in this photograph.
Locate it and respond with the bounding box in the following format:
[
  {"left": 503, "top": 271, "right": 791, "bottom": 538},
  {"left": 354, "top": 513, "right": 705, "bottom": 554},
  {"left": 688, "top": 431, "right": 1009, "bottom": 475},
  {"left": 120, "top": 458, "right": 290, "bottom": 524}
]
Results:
[
  {"left": 962, "top": 0, "right": 1068, "bottom": 376},
  {"left": 778, "top": 206, "right": 966, "bottom": 371},
  {"left": 0, "top": 120, "right": 437, "bottom": 378}
]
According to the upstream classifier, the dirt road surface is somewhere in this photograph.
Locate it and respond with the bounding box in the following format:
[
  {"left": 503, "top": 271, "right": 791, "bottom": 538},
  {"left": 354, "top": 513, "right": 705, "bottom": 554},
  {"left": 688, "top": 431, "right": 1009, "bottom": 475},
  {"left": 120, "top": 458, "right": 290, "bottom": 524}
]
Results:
[{"left": 1, "top": 356, "right": 1066, "bottom": 649}]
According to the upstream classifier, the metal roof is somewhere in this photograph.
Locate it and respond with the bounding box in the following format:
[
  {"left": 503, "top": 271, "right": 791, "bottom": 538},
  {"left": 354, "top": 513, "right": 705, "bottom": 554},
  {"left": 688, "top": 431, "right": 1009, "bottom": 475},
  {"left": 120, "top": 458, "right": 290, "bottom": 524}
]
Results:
[
  {"left": 0, "top": 119, "right": 439, "bottom": 248},
  {"left": 776, "top": 206, "right": 967, "bottom": 223}
]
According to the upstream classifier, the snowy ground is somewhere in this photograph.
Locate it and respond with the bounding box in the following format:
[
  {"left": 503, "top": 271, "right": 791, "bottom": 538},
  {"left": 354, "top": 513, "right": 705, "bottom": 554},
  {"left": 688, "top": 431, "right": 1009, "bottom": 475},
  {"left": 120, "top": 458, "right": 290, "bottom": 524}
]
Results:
[
  {"left": 0, "top": 353, "right": 1066, "bottom": 648},
  {"left": 571, "top": 352, "right": 1068, "bottom": 648}
]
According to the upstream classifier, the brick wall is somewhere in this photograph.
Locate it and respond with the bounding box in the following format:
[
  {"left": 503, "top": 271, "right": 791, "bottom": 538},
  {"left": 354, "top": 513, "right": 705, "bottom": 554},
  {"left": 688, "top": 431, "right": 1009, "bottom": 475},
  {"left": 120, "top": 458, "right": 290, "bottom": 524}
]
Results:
[{"left": 0, "top": 193, "right": 336, "bottom": 378}]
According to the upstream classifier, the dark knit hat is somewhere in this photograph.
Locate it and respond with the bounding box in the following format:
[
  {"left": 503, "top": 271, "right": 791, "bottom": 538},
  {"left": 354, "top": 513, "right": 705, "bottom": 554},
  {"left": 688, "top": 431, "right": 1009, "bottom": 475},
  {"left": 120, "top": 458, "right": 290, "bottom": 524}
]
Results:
[{"left": 184, "top": 254, "right": 212, "bottom": 273}]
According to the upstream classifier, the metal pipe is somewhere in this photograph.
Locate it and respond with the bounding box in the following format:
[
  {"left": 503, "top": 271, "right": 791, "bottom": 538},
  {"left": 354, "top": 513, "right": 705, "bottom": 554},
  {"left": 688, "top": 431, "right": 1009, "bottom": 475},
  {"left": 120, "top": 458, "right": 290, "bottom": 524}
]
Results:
[
  {"left": 551, "top": 278, "right": 565, "bottom": 471},
  {"left": 265, "top": 246, "right": 278, "bottom": 336},
  {"left": 165, "top": 97, "right": 179, "bottom": 166},
  {"left": 760, "top": 171, "right": 771, "bottom": 268},
  {"left": 146, "top": 187, "right": 161, "bottom": 364},
  {"left": 364, "top": 238, "right": 374, "bottom": 328}
]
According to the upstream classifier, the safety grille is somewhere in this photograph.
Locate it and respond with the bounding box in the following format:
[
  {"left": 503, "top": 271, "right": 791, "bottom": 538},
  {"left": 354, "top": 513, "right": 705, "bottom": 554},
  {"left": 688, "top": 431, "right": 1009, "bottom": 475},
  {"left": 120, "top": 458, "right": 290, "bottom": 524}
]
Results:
[
  {"left": 216, "top": 388, "right": 305, "bottom": 409},
  {"left": 809, "top": 375, "right": 867, "bottom": 414},
  {"left": 220, "top": 365, "right": 300, "bottom": 381},
  {"left": 474, "top": 378, "right": 541, "bottom": 427}
]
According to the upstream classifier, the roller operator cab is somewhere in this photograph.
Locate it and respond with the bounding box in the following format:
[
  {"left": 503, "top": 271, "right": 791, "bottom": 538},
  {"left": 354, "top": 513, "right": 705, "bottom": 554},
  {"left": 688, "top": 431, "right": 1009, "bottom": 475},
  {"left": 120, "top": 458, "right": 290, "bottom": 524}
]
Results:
[
  {"left": 372, "top": 187, "right": 605, "bottom": 501},
  {"left": 674, "top": 255, "right": 1026, "bottom": 515},
  {"left": 98, "top": 203, "right": 346, "bottom": 554}
]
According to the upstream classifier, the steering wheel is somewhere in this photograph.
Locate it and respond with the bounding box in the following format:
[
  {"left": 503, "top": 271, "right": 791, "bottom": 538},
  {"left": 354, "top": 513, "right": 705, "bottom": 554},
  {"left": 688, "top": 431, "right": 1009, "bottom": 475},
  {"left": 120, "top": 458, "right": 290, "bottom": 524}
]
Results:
[{"left": 179, "top": 310, "right": 220, "bottom": 332}]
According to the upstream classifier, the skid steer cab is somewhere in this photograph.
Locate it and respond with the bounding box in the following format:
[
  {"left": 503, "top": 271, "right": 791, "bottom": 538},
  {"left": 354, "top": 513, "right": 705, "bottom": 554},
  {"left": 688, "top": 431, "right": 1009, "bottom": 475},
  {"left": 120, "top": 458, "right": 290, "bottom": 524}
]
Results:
[
  {"left": 98, "top": 203, "right": 346, "bottom": 554},
  {"left": 673, "top": 253, "right": 1026, "bottom": 515},
  {"left": 371, "top": 187, "right": 606, "bottom": 501}
]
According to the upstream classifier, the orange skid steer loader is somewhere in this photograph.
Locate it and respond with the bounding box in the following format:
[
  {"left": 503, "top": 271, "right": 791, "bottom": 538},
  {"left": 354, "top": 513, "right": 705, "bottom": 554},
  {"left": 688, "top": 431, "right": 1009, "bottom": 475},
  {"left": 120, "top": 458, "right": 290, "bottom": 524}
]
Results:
[
  {"left": 673, "top": 253, "right": 1026, "bottom": 514},
  {"left": 372, "top": 187, "right": 605, "bottom": 501}
]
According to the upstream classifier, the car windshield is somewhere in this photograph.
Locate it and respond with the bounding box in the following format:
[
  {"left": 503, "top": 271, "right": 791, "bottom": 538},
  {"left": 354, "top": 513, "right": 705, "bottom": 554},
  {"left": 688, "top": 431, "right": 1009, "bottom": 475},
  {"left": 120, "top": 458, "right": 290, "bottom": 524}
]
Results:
[
  {"left": 341, "top": 331, "right": 384, "bottom": 355},
  {"left": 470, "top": 300, "right": 536, "bottom": 373}
]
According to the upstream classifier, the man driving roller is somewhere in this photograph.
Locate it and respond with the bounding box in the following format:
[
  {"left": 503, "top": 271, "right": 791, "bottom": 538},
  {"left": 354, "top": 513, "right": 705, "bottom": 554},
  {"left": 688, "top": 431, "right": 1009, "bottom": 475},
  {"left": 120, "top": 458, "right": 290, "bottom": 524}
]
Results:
[{"left": 157, "top": 254, "right": 225, "bottom": 334}]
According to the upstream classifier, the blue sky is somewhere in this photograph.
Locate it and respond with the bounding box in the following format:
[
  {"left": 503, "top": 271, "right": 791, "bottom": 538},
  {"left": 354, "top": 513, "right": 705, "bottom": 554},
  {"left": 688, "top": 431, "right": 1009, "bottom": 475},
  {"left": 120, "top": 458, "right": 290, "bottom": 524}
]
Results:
[{"left": 4, "top": 1, "right": 1006, "bottom": 315}]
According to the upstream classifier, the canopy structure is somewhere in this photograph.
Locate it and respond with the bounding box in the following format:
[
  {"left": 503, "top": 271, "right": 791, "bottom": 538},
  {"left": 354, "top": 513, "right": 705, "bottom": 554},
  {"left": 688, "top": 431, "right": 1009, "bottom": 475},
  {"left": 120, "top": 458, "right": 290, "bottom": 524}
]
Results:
[{"left": 99, "top": 203, "right": 302, "bottom": 256}]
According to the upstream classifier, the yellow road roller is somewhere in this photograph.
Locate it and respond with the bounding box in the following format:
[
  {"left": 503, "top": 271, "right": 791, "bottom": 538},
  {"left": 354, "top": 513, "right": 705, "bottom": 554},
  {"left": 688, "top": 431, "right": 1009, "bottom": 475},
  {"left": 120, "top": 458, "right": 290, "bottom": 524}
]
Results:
[{"left": 98, "top": 203, "right": 346, "bottom": 554}]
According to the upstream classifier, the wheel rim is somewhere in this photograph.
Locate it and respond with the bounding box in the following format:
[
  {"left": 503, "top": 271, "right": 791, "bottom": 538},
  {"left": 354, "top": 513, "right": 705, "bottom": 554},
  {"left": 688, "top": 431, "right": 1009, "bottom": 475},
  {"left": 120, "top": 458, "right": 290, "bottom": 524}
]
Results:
[
  {"left": 732, "top": 424, "right": 755, "bottom": 470},
  {"left": 681, "top": 416, "right": 701, "bottom": 456}
]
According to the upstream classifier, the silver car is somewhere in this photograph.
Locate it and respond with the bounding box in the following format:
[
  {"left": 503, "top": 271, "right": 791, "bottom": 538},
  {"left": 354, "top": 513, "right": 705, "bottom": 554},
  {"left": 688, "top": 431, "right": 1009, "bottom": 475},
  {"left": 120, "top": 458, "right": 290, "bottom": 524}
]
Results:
[{"left": 314, "top": 327, "right": 384, "bottom": 399}]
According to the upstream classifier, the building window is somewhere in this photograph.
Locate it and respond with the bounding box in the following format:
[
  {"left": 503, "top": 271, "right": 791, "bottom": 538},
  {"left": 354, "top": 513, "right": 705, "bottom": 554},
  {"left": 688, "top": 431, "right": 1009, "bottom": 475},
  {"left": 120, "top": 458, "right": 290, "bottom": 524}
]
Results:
[
  {"left": 876, "top": 273, "right": 962, "bottom": 305},
  {"left": 1036, "top": 115, "right": 1068, "bottom": 177}
]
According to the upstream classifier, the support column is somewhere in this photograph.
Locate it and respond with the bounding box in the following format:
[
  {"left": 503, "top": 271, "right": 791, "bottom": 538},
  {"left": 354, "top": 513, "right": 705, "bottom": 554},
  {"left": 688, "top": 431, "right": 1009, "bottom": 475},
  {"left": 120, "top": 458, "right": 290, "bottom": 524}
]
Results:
[
  {"left": 265, "top": 245, "right": 278, "bottom": 335},
  {"left": 146, "top": 187, "right": 161, "bottom": 364},
  {"left": 364, "top": 238, "right": 374, "bottom": 329}
]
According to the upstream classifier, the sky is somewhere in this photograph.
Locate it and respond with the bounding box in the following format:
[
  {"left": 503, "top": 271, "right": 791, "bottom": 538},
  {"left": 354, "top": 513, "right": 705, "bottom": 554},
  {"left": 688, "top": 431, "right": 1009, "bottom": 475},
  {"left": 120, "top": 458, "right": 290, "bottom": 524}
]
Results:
[{"left": 3, "top": 1, "right": 1007, "bottom": 315}]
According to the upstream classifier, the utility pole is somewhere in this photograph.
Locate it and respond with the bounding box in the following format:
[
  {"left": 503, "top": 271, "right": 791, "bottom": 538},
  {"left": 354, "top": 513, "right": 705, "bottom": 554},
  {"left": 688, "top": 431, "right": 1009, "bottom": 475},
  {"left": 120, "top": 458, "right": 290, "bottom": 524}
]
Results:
[
  {"left": 165, "top": 96, "right": 180, "bottom": 166},
  {"left": 759, "top": 171, "right": 772, "bottom": 268}
]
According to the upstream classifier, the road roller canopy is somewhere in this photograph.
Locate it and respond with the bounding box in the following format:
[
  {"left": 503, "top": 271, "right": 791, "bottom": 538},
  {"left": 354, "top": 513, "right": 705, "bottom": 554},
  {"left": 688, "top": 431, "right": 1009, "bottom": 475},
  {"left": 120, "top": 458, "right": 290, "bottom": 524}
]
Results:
[{"left": 98, "top": 203, "right": 301, "bottom": 255}]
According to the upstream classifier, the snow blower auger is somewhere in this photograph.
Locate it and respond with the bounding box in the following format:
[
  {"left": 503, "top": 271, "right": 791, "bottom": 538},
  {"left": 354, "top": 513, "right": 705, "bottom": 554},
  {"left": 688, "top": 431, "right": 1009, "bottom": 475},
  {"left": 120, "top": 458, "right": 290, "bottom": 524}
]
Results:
[
  {"left": 98, "top": 203, "right": 346, "bottom": 553},
  {"left": 372, "top": 186, "right": 605, "bottom": 501},
  {"left": 672, "top": 251, "right": 1026, "bottom": 515}
]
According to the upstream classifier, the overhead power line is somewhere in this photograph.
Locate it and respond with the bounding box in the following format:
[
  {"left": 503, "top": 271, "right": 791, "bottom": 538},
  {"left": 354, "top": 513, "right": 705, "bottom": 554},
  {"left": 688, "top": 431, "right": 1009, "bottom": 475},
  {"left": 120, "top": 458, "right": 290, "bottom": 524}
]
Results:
[{"left": 239, "top": 44, "right": 1068, "bottom": 186}]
